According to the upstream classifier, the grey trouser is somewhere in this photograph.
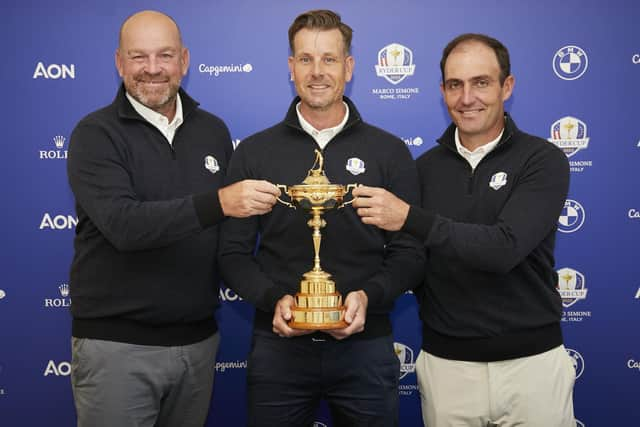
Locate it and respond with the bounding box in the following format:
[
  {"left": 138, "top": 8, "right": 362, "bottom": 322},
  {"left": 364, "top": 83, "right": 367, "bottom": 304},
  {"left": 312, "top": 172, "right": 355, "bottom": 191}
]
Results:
[{"left": 71, "top": 333, "right": 220, "bottom": 427}]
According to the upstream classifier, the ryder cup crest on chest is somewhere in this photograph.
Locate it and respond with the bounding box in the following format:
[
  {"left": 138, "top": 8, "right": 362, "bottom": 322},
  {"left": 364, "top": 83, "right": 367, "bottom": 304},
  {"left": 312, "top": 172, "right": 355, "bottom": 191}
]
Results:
[
  {"left": 345, "top": 157, "right": 365, "bottom": 175},
  {"left": 204, "top": 155, "right": 220, "bottom": 174},
  {"left": 489, "top": 171, "right": 508, "bottom": 190}
]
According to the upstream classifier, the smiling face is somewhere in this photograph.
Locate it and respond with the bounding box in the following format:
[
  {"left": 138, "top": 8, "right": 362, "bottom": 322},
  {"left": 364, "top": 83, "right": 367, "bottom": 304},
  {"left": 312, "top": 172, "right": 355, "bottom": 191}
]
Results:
[
  {"left": 288, "top": 28, "right": 354, "bottom": 120},
  {"left": 441, "top": 41, "right": 514, "bottom": 150},
  {"left": 115, "top": 11, "right": 189, "bottom": 119}
]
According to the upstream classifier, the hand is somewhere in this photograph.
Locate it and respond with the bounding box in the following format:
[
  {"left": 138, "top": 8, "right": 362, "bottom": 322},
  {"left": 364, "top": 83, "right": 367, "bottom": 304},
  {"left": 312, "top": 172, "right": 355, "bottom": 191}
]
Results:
[
  {"left": 323, "top": 290, "right": 368, "bottom": 340},
  {"left": 219, "top": 180, "right": 280, "bottom": 218},
  {"left": 352, "top": 185, "right": 410, "bottom": 231},
  {"left": 272, "top": 295, "right": 314, "bottom": 338}
]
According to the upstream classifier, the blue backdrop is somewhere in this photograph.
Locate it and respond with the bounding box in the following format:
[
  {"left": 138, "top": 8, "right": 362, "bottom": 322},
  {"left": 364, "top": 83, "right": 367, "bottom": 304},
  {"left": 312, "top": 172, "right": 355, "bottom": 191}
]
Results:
[{"left": 2, "top": 0, "right": 639, "bottom": 425}]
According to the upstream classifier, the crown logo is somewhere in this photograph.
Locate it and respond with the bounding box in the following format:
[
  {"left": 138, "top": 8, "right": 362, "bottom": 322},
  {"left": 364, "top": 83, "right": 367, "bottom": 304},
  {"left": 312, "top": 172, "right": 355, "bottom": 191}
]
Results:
[
  {"left": 53, "top": 135, "right": 66, "bottom": 149},
  {"left": 58, "top": 283, "right": 69, "bottom": 297}
]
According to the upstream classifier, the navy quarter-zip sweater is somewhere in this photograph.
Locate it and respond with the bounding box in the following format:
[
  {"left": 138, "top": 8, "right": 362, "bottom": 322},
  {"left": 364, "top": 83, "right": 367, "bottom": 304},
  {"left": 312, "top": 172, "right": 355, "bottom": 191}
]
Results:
[
  {"left": 67, "top": 85, "right": 229, "bottom": 346},
  {"left": 219, "top": 97, "right": 425, "bottom": 339},
  {"left": 403, "top": 114, "right": 570, "bottom": 361}
]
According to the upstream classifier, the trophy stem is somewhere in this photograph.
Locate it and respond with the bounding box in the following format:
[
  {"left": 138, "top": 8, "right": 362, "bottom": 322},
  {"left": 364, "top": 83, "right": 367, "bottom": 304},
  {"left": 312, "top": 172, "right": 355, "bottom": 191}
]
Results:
[{"left": 309, "top": 209, "right": 325, "bottom": 272}]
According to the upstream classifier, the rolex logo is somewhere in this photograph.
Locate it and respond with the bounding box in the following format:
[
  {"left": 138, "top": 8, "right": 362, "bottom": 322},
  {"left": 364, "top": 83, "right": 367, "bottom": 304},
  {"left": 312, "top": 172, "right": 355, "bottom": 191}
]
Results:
[
  {"left": 53, "top": 135, "right": 66, "bottom": 149},
  {"left": 58, "top": 283, "right": 69, "bottom": 297}
]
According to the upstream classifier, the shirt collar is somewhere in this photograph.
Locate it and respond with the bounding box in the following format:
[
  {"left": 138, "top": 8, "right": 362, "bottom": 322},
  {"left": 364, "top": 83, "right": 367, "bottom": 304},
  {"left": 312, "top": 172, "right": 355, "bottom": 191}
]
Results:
[
  {"left": 296, "top": 102, "right": 349, "bottom": 139},
  {"left": 455, "top": 127, "right": 504, "bottom": 156},
  {"left": 126, "top": 92, "right": 184, "bottom": 129}
]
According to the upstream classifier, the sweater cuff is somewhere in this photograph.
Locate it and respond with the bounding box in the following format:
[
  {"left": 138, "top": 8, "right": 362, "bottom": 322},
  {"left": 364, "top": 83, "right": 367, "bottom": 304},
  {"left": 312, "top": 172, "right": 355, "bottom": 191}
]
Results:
[
  {"left": 402, "top": 205, "right": 437, "bottom": 242},
  {"left": 360, "top": 281, "right": 384, "bottom": 308},
  {"left": 193, "top": 190, "right": 225, "bottom": 228},
  {"left": 261, "top": 286, "right": 288, "bottom": 313}
]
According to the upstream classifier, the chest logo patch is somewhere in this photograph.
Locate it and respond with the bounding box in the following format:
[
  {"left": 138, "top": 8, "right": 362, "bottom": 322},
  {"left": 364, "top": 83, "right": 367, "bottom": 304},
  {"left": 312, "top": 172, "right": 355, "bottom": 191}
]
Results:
[
  {"left": 345, "top": 157, "right": 365, "bottom": 175},
  {"left": 204, "top": 155, "right": 220, "bottom": 174},
  {"left": 489, "top": 171, "right": 508, "bottom": 190}
]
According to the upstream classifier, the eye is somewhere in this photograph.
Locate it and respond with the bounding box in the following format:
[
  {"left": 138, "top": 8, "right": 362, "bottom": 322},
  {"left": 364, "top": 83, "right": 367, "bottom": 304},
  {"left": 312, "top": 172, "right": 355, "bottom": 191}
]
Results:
[
  {"left": 324, "top": 57, "right": 337, "bottom": 64},
  {"left": 299, "top": 56, "right": 311, "bottom": 64},
  {"left": 474, "top": 79, "right": 490, "bottom": 88},
  {"left": 446, "top": 81, "right": 461, "bottom": 91}
]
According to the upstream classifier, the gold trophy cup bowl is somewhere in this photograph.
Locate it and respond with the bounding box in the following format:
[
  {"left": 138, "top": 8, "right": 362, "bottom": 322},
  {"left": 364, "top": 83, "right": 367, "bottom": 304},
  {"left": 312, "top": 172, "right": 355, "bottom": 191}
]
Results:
[{"left": 275, "top": 150, "right": 356, "bottom": 330}]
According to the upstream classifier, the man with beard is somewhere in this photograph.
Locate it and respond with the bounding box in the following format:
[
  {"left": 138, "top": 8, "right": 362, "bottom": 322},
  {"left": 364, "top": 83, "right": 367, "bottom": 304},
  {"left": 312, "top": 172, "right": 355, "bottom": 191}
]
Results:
[
  {"left": 67, "top": 10, "right": 280, "bottom": 427},
  {"left": 219, "top": 10, "right": 423, "bottom": 427}
]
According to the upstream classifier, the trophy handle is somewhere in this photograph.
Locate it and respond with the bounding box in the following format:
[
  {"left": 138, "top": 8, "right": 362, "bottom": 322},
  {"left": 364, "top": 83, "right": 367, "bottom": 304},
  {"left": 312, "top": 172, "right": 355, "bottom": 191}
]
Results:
[
  {"left": 275, "top": 184, "right": 296, "bottom": 209},
  {"left": 338, "top": 184, "right": 359, "bottom": 208}
]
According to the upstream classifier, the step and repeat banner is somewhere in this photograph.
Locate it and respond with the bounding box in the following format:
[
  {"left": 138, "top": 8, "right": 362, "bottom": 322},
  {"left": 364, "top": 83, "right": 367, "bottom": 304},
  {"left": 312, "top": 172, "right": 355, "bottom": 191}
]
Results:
[{"left": 2, "top": 0, "right": 639, "bottom": 425}]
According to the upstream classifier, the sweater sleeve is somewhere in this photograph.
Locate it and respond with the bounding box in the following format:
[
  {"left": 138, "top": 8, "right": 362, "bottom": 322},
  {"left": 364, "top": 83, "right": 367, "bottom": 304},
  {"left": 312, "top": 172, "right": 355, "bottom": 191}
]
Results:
[
  {"left": 67, "top": 122, "right": 225, "bottom": 252},
  {"left": 217, "top": 142, "right": 288, "bottom": 313},
  {"left": 403, "top": 143, "right": 570, "bottom": 274},
  {"left": 359, "top": 141, "right": 426, "bottom": 309}
]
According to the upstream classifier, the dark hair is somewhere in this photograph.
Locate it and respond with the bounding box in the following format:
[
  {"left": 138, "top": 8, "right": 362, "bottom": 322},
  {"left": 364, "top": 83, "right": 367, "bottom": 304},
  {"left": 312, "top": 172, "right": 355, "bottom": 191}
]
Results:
[
  {"left": 288, "top": 10, "right": 353, "bottom": 55},
  {"left": 440, "top": 33, "right": 511, "bottom": 85}
]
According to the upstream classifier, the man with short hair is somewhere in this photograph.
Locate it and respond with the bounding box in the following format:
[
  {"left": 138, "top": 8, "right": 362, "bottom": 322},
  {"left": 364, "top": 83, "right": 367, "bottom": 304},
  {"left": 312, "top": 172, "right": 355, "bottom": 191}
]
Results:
[
  {"left": 219, "top": 9, "right": 424, "bottom": 427},
  {"left": 352, "top": 33, "right": 576, "bottom": 426},
  {"left": 67, "top": 10, "right": 279, "bottom": 427}
]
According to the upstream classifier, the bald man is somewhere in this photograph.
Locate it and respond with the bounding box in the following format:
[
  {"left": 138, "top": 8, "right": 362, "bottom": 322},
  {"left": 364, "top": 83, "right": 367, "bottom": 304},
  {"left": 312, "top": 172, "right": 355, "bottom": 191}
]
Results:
[{"left": 67, "top": 10, "right": 279, "bottom": 427}]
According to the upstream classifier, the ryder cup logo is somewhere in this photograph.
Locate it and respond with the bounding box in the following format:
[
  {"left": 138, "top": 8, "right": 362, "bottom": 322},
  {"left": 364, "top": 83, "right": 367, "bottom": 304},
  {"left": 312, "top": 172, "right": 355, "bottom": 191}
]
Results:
[
  {"left": 558, "top": 199, "right": 585, "bottom": 233},
  {"left": 566, "top": 348, "right": 585, "bottom": 379},
  {"left": 548, "top": 117, "right": 590, "bottom": 157},
  {"left": 345, "top": 157, "right": 365, "bottom": 175},
  {"left": 553, "top": 46, "right": 588, "bottom": 80},
  {"left": 557, "top": 268, "right": 588, "bottom": 308},
  {"left": 204, "top": 156, "right": 220, "bottom": 174},
  {"left": 489, "top": 171, "right": 508, "bottom": 190},
  {"left": 394, "top": 342, "right": 416, "bottom": 379},
  {"left": 375, "top": 43, "right": 416, "bottom": 85}
]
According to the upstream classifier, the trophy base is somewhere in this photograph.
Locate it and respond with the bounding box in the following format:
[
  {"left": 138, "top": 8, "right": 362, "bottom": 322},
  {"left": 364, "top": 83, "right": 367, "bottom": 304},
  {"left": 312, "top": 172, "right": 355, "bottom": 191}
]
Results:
[
  {"left": 289, "top": 308, "right": 348, "bottom": 330},
  {"left": 288, "top": 269, "right": 347, "bottom": 330}
]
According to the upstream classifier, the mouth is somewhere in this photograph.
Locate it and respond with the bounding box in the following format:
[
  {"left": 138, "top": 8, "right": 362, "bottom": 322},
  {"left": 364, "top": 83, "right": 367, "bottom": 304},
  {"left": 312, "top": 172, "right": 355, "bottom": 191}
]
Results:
[
  {"left": 458, "top": 108, "right": 484, "bottom": 117},
  {"left": 139, "top": 80, "right": 168, "bottom": 85},
  {"left": 308, "top": 84, "right": 330, "bottom": 91}
]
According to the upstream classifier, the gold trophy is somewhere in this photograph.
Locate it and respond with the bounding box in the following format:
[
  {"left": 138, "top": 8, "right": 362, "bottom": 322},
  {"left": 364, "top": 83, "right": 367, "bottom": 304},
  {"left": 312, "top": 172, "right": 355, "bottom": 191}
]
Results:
[{"left": 275, "top": 150, "right": 357, "bottom": 329}]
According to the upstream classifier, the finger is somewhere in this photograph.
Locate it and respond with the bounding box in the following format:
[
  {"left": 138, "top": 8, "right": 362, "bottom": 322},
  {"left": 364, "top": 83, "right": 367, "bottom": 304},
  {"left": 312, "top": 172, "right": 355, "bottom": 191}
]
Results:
[
  {"left": 254, "top": 180, "right": 281, "bottom": 196},
  {"left": 252, "top": 192, "right": 278, "bottom": 206},
  {"left": 352, "top": 185, "right": 375, "bottom": 198}
]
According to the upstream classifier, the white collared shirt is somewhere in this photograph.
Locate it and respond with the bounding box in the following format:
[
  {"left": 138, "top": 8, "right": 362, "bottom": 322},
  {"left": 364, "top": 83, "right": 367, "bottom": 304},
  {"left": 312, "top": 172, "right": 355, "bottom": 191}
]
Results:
[
  {"left": 126, "top": 92, "right": 184, "bottom": 145},
  {"left": 296, "top": 102, "right": 349, "bottom": 149},
  {"left": 455, "top": 127, "right": 504, "bottom": 171}
]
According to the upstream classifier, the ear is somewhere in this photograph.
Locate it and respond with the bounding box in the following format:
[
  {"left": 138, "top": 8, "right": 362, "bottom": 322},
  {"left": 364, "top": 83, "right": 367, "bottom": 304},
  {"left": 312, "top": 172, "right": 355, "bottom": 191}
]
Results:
[
  {"left": 115, "top": 49, "right": 124, "bottom": 78},
  {"left": 288, "top": 56, "right": 295, "bottom": 81},
  {"left": 501, "top": 75, "right": 515, "bottom": 102},
  {"left": 181, "top": 47, "right": 190, "bottom": 76},
  {"left": 345, "top": 55, "right": 355, "bottom": 83},
  {"left": 439, "top": 81, "right": 446, "bottom": 98}
]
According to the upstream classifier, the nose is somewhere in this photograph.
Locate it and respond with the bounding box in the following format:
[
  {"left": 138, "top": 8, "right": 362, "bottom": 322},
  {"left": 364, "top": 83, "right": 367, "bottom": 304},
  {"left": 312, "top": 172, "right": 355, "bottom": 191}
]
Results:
[
  {"left": 311, "top": 59, "right": 323, "bottom": 77},
  {"left": 461, "top": 84, "right": 474, "bottom": 105},
  {"left": 144, "top": 55, "right": 161, "bottom": 75}
]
